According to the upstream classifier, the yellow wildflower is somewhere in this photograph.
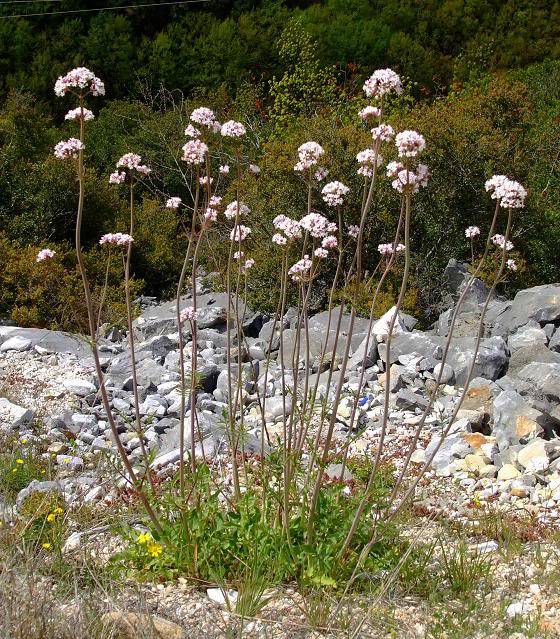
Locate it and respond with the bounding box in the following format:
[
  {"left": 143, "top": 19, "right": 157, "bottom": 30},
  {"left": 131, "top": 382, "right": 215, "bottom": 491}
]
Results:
[
  {"left": 47, "top": 513, "right": 55, "bottom": 523},
  {"left": 15, "top": 459, "right": 24, "bottom": 464},
  {"left": 136, "top": 532, "right": 152, "bottom": 545},
  {"left": 42, "top": 543, "right": 51, "bottom": 550},
  {"left": 53, "top": 507, "right": 64, "bottom": 515},
  {"left": 147, "top": 543, "right": 163, "bottom": 558},
  {"left": 21, "top": 439, "right": 27, "bottom": 444}
]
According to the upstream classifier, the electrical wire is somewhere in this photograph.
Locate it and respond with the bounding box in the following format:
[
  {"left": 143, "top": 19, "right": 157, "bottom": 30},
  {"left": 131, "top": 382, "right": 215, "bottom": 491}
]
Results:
[{"left": 0, "top": 0, "right": 210, "bottom": 19}]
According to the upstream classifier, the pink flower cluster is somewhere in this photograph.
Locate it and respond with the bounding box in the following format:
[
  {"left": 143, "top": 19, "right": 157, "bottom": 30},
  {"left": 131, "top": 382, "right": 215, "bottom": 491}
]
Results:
[
  {"left": 288, "top": 255, "right": 312, "bottom": 282},
  {"left": 166, "top": 197, "right": 182, "bottom": 209},
  {"left": 230, "top": 224, "right": 251, "bottom": 242},
  {"left": 358, "top": 106, "right": 381, "bottom": 121},
  {"left": 109, "top": 171, "right": 126, "bottom": 184},
  {"left": 391, "top": 165, "right": 429, "bottom": 194},
  {"left": 299, "top": 212, "right": 333, "bottom": 238},
  {"left": 234, "top": 251, "right": 255, "bottom": 270},
  {"left": 395, "top": 130, "right": 426, "bottom": 157},
  {"left": 54, "top": 67, "right": 105, "bottom": 97},
  {"left": 221, "top": 120, "right": 246, "bottom": 137},
  {"left": 116, "top": 153, "right": 151, "bottom": 176},
  {"left": 205, "top": 195, "right": 222, "bottom": 223},
  {"left": 219, "top": 164, "right": 230, "bottom": 174},
  {"left": 363, "top": 69, "right": 402, "bottom": 98},
  {"left": 386, "top": 161, "right": 404, "bottom": 178},
  {"left": 54, "top": 138, "right": 83, "bottom": 159},
  {"left": 465, "top": 226, "right": 481, "bottom": 239},
  {"left": 184, "top": 124, "right": 201, "bottom": 138},
  {"left": 507, "top": 259, "right": 517, "bottom": 271},
  {"left": 492, "top": 234, "right": 514, "bottom": 251},
  {"left": 313, "top": 167, "right": 328, "bottom": 181},
  {"left": 321, "top": 181, "right": 350, "bottom": 206},
  {"left": 356, "top": 148, "right": 383, "bottom": 177},
  {"left": 347, "top": 224, "right": 360, "bottom": 239},
  {"left": 378, "top": 242, "right": 405, "bottom": 255},
  {"left": 371, "top": 124, "right": 395, "bottom": 143},
  {"left": 322, "top": 235, "right": 338, "bottom": 249},
  {"left": 36, "top": 248, "right": 55, "bottom": 262},
  {"left": 182, "top": 139, "right": 208, "bottom": 165},
  {"left": 485, "top": 175, "right": 527, "bottom": 209},
  {"left": 224, "top": 200, "right": 250, "bottom": 220},
  {"left": 180, "top": 307, "right": 198, "bottom": 323},
  {"left": 190, "top": 107, "right": 217, "bottom": 128},
  {"left": 99, "top": 233, "right": 134, "bottom": 247},
  {"left": 65, "top": 107, "right": 94, "bottom": 122},
  {"left": 273, "top": 215, "right": 302, "bottom": 242},
  {"left": 295, "top": 141, "right": 324, "bottom": 172}
]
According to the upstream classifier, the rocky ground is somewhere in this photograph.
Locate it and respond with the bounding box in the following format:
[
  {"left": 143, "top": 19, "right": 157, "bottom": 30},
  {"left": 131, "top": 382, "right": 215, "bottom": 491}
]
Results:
[{"left": 1, "top": 260, "right": 560, "bottom": 637}]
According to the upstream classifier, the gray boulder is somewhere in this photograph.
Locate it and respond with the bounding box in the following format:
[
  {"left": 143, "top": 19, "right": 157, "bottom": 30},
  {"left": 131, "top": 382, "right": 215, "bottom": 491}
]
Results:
[
  {"left": 494, "top": 284, "right": 560, "bottom": 336},
  {"left": 446, "top": 336, "right": 508, "bottom": 386},
  {"left": 0, "top": 398, "right": 33, "bottom": 429},
  {"left": 492, "top": 390, "right": 551, "bottom": 450}
]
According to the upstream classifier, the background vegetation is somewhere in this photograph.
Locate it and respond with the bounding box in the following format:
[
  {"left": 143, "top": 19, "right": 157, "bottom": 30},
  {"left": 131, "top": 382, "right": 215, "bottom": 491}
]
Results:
[{"left": 0, "top": 0, "right": 558, "bottom": 328}]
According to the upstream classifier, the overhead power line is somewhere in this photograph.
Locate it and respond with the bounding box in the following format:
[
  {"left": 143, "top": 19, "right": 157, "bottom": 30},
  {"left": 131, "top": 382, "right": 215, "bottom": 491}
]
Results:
[{"left": 0, "top": 0, "right": 210, "bottom": 19}]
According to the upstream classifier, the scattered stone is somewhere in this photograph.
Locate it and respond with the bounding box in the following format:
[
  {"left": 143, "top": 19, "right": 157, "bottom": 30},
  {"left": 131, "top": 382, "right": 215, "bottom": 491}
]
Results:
[{"left": 101, "top": 612, "right": 183, "bottom": 639}]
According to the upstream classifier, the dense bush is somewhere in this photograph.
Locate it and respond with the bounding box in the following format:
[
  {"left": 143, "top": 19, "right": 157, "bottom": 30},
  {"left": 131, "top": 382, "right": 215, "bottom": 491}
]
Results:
[
  {"left": 0, "top": 235, "right": 142, "bottom": 331},
  {"left": 0, "top": 17, "right": 557, "bottom": 328},
  {"left": 0, "top": 0, "right": 558, "bottom": 106}
]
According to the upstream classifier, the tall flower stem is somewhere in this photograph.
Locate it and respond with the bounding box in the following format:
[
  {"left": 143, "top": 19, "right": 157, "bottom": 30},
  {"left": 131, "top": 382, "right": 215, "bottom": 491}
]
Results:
[
  {"left": 176, "top": 180, "right": 200, "bottom": 499},
  {"left": 74, "top": 96, "right": 163, "bottom": 535}
]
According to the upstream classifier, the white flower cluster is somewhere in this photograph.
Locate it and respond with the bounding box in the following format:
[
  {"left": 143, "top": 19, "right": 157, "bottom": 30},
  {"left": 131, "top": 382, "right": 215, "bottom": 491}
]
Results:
[
  {"left": 356, "top": 148, "right": 384, "bottom": 177},
  {"left": 190, "top": 107, "right": 218, "bottom": 129},
  {"left": 109, "top": 171, "right": 126, "bottom": 184},
  {"left": 485, "top": 175, "right": 527, "bottom": 209},
  {"left": 371, "top": 124, "right": 395, "bottom": 143},
  {"left": 36, "top": 248, "right": 55, "bottom": 262},
  {"left": 184, "top": 124, "right": 201, "bottom": 138},
  {"left": 230, "top": 224, "right": 251, "bottom": 242},
  {"left": 54, "top": 138, "right": 84, "bottom": 159},
  {"left": 272, "top": 215, "right": 302, "bottom": 243},
  {"left": 288, "top": 255, "right": 312, "bottom": 282},
  {"left": 180, "top": 307, "right": 198, "bottom": 323},
  {"left": 378, "top": 242, "right": 405, "bottom": 256},
  {"left": 363, "top": 68, "right": 402, "bottom": 98},
  {"left": 391, "top": 165, "right": 429, "bottom": 194},
  {"left": 221, "top": 120, "right": 246, "bottom": 138},
  {"left": 224, "top": 201, "right": 250, "bottom": 220},
  {"left": 321, "top": 181, "right": 350, "bottom": 206},
  {"left": 465, "top": 226, "right": 481, "bottom": 239},
  {"left": 99, "top": 232, "right": 134, "bottom": 247},
  {"left": 65, "top": 107, "right": 94, "bottom": 121},
  {"left": 116, "top": 153, "right": 151, "bottom": 176},
  {"left": 166, "top": 197, "right": 182, "bottom": 210},
  {"left": 182, "top": 139, "right": 208, "bottom": 165},
  {"left": 347, "top": 224, "right": 360, "bottom": 239},
  {"left": 233, "top": 251, "right": 255, "bottom": 271},
  {"left": 395, "top": 130, "right": 426, "bottom": 157},
  {"left": 358, "top": 106, "right": 381, "bottom": 121},
  {"left": 294, "top": 141, "right": 324, "bottom": 172},
  {"left": 492, "top": 234, "right": 514, "bottom": 251},
  {"left": 54, "top": 67, "right": 105, "bottom": 97},
  {"left": 299, "top": 212, "right": 332, "bottom": 238},
  {"left": 205, "top": 195, "right": 222, "bottom": 223}
]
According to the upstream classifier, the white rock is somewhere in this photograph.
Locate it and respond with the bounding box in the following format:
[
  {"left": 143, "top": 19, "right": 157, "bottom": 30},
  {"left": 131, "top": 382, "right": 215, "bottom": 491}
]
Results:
[
  {"left": 207, "top": 588, "right": 238, "bottom": 607},
  {"left": 0, "top": 336, "right": 31, "bottom": 352},
  {"left": 0, "top": 398, "right": 34, "bottom": 429},
  {"left": 518, "top": 440, "right": 549, "bottom": 471},
  {"left": 62, "top": 532, "right": 81, "bottom": 553},
  {"left": 63, "top": 378, "right": 96, "bottom": 397},
  {"left": 372, "top": 306, "right": 408, "bottom": 343}
]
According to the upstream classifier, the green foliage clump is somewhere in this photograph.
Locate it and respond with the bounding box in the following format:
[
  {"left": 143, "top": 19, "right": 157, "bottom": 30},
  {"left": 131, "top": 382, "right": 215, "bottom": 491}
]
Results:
[{"left": 113, "top": 461, "right": 402, "bottom": 592}]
